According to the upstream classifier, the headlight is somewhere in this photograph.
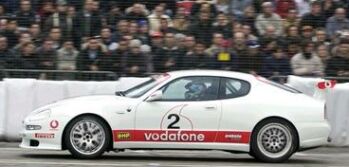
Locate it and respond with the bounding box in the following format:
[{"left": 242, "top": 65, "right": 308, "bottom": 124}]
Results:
[{"left": 28, "top": 109, "right": 51, "bottom": 122}]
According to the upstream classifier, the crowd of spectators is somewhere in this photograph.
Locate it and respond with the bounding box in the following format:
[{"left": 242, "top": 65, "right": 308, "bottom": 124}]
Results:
[{"left": 0, "top": 0, "right": 349, "bottom": 80}]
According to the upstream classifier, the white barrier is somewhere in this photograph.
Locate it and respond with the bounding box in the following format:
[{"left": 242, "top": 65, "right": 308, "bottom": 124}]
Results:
[
  {"left": 1, "top": 78, "right": 148, "bottom": 141},
  {"left": 0, "top": 82, "right": 4, "bottom": 140},
  {"left": 287, "top": 75, "right": 349, "bottom": 146}
]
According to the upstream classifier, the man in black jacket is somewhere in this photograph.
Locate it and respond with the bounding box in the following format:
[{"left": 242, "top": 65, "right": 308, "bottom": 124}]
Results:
[
  {"left": 153, "top": 32, "right": 182, "bottom": 72},
  {"left": 300, "top": 1, "right": 326, "bottom": 29},
  {"left": 326, "top": 40, "right": 349, "bottom": 77}
]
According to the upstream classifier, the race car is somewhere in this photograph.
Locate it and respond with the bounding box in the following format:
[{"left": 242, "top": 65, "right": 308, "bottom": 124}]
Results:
[{"left": 20, "top": 70, "right": 330, "bottom": 163}]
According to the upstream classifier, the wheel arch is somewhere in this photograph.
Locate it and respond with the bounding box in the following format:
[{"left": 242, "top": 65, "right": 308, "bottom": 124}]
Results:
[
  {"left": 61, "top": 113, "right": 114, "bottom": 151},
  {"left": 250, "top": 116, "right": 300, "bottom": 151}
]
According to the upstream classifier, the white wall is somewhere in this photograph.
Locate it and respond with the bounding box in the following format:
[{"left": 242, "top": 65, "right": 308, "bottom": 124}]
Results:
[{"left": 0, "top": 82, "right": 4, "bottom": 140}]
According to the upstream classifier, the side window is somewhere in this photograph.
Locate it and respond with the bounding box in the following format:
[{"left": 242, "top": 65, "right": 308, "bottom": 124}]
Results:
[
  {"left": 219, "top": 78, "right": 250, "bottom": 99},
  {"left": 161, "top": 76, "right": 220, "bottom": 101}
]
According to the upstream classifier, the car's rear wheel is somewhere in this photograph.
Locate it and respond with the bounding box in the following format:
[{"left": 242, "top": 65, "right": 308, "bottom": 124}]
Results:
[
  {"left": 250, "top": 118, "right": 298, "bottom": 163},
  {"left": 64, "top": 116, "right": 111, "bottom": 159}
]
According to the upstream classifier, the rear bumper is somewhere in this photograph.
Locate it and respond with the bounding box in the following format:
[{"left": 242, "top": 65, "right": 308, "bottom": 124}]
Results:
[{"left": 297, "top": 121, "right": 331, "bottom": 150}]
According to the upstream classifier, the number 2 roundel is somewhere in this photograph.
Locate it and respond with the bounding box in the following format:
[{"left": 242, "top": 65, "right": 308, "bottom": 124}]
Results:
[{"left": 160, "top": 104, "right": 194, "bottom": 130}]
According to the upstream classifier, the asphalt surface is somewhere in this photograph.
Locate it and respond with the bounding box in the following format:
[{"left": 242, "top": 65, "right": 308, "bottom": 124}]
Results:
[{"left": 0, "top": 143, "right": 348, "bottom": 167}]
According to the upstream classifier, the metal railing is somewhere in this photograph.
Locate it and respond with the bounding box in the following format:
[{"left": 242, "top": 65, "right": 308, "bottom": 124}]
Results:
[
  {"left": 269, "top": 75, "right": 349, "bottom": 83},
  {"left": 0, "top": 69, "right": 118, "bottom": 81}
]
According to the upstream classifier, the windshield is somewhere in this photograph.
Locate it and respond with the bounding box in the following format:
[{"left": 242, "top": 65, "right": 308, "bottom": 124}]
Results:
[
  {"left": 123, "top": 74, "right": 170, "bottom": 98},
  {"left": 256, "top": 76, "right": 301, "bottom": 93}
]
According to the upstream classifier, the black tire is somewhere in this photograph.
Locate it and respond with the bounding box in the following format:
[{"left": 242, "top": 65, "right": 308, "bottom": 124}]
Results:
[
  {"left": 64, "top": 116, "right": 111, "bottom": 159},
  {"left": 250, "top": 118, "right": 298, "bottom": 163}
]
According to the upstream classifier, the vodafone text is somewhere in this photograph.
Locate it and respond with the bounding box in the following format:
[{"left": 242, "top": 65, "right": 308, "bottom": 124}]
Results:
[{"left": 144, "top": 131, "right": 205, "bottom": 142}]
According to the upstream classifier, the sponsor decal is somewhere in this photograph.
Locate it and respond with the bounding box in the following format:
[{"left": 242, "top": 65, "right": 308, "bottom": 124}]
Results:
[
  {"left": 113, "top": 130, "right": 251, "bottom": 144},
  {"left": 144, "top": 131, "right": 205, "bottom": 142},
  {"left": 49, "top": 120, "right": 59, "bottom": 130},
  {"left": 116, "top": 132, "right": 131, "bottom": 140},
  {"left": 35, "top": 133, "right": 54, "bottom": 139}
]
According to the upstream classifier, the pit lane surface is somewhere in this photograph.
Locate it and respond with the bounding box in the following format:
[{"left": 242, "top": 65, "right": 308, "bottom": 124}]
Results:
[{"left": 0, "top": 143, "right": 348, "bottom": 167}]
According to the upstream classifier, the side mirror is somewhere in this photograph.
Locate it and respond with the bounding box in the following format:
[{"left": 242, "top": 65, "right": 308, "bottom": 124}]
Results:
[{"left": 146, "top": 90, "right": 163, "bottom": 102}]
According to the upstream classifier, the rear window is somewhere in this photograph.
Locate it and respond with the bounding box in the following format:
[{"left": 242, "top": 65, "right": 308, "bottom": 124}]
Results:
[{"left": 256, "top": 76, "right": 301, "bottom": 93}]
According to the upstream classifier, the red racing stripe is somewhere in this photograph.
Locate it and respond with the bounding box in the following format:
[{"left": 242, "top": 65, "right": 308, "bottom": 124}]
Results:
[{"left": 113, "top": 130, "right": 251, "bottom": 144}]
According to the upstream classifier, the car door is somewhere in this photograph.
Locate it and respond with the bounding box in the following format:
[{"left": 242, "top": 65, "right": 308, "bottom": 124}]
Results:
[{"left": 133, "top": 76, "right": 222, "bottom": 148}]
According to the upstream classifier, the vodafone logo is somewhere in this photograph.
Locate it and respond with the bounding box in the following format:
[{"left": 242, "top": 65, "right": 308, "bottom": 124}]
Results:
[
  {"left": 144, "top": 131, "right": 205, "bottom": 142},
  {"left": 50, "top": 120, "right": 59, "bottom": 129}
]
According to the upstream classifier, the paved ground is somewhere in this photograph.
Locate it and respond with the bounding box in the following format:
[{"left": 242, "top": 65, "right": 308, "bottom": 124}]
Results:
[{"left": 0, "top": 143, "right": 348, "bottom": 167}]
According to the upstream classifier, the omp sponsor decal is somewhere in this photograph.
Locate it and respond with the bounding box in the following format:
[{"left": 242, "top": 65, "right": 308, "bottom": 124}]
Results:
[
  {"left": 113, "top": 130, "right": 250, "bottom": 143},
  {"left": 116, "top": 132, "right": 131, "bottom": 140},
  {"left": 34, "top": 133, "right": 54, "bottom": 139}
]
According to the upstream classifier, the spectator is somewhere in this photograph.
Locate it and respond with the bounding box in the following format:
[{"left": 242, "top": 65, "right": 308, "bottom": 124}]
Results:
[
  {"left": 259, "top": 25, "right": 279, "bottom": 47},
  {"left": 37, "top": 0, "right": 55, "bottom": 24},
  {"left": 291, "top": 41, "right": 324, "bottom": 76},
  {"left": 242, "top": 24, "right": 258, "bottom": 41},
  {"left": 214, "top": 40, "right": 238, "bottom": 71},
  {"left": 125, "top": 3, "right": 149, "bottom": 22},
  {"left": 77, "top": 37, "right": 106, "bottom": 71},
  {"left": 326, "top": 8, "right": 349, "bottom": 39},
  {"left": 1, "top": 19, "right": 18, "bottom": 48},
  {"left": 148, "top": 5, "right": 172, "bottom": 33},
  {"left": 295, "top": 0, "right": 310, "bottom": 17},
  {"left": 159, "top": 18, "right": 176, "bottom": 34},
  {"left": 230, "top": 0, "right": 253, "bottom": 18},
  {"left": 232, "top": 31, "right": 248, "bottom": 60},
  {"left": 205, "top": 33, "right": 223, "bottom": 57},
  {"left": 181, "top": 41, "right": 213, "bottom": 70},
  {"left": 36, "top": 38, "right": 56, "bottom": 70},
  {"left": 100, "top": 27, "right": 117, "bottom": 52},
  {"left": 47, "top": 27, "right": 63, "bottom": 49},
  {"left": 301, "top": 25, "right": 314, "bottom": 41},
  {"left": 260, "top": 46, "right": 291, "bottom": 79},
  {"left": 326, "top": 40, "right": 349, "bottom": 77},
  {"left": 12, "top": 32, "right": 32, "bottom": 55},
  {"left": 316, "top": 44, "right": 330, "bottom": 66},
  {"left": 0, "top": 4, "right": 8, "bottom": 17},
  {"left": 284, "top": 25, "right": 302, "bottom": 45},
  {"left": 149, "top": 32, "right": 163, "bottom": 53},
  {"left": 181, "top": 35, "right": 196, "bottom": 57},
  {"left": 239, "top": 40, "right": 263, "bottom": 75},
  {"left": 56, "top": 40, "right": 79, "bottom": 70},
  {"left": 110, "top": 39, "right": 129, "bottom": 74},
  {"left": 283, "top": 9, "right": 300, "bottom": 30},
  {"left": 189, "top": 11, "right": 213, "bottom": 45},
  {"left": 105, "top": 2, "right": 123, "bottom": 27},
  {"left": 14, "top": 0, "right": 37, "bottom": 29},
  {"left": 113, "top": 20, "right": 129, "bottom": 42},
  {"left": 212, "top": 13, "right": 232, "bottom": 38},
  {"left": 123, "top": 39, "right": 146, "bottom": 76},
  {"left": 240, "top": 6, "right": 257, "bottom": 33},
  {"left": 44, "top": 1, "right": 73, "bottom": 39},
  {"left": 0, "top": 36, "right": 11, "bottom": 68},
  {"left": 153, "top": 32, "right": 181, "bottom": 72},
  {"left": 138, "top": 21, "right": 151, "bottom": 44},
  {"left": 215, "top": 0, "right": 230, "bottom": 14},
  {"left": 191, "top": 0, "right": 217, "bottom": 17},
  {"left": 255, "top": 2, "right": 283, "bottom": 36},
  {"left": 300, "top": 1, "right": 326, "bottom": 29},
  {"left": 322, "top": 0, "right": 337, "bottom": 19},
  {"left": 172, "top": 15, "right": 190, "bottom": 34},
  {"left": 29, "top": 23, "right": 43, "bottom": 46},
  {"left": 286, "top": 40, "right": 300, "bottom": 58},
  {"left": 14, "top": 41, "right": 38, "bottom": 69},
  {"left": 75, "top": 0, "right": 102, "bottom": 41},
  {"left": 313, "top": 28, "right": 330, "bottom": 46},
  {"left": 275, "top": 0, "right": 296, "bottom": 18}
]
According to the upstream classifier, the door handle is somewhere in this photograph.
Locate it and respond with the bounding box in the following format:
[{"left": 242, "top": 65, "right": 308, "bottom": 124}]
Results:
[{"left": 205, "top": 106, "right": 216, "bottom": 110}]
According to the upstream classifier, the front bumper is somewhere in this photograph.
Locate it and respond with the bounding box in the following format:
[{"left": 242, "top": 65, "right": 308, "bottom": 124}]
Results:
[{"left": 19, "top": 117, "right": 64, "bottom": 150}]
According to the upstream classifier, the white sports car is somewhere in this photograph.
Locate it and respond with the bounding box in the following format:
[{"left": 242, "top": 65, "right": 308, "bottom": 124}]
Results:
[{"left": 20, "top": 70, "right": 330, "bottom": 162}]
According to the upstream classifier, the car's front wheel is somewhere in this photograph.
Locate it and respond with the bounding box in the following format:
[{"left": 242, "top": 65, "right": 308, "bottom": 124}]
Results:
[
  {"left": 250, "top": 118, "right": 298, "bottom": 163},
  {"left": 64, "top": 116, "right": 111, "bottom": 159}
]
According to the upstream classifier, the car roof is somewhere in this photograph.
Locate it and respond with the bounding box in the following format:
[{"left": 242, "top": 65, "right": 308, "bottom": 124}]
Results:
[{"left": 166, "top": 70, "right": 255, "bottom": 81}]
